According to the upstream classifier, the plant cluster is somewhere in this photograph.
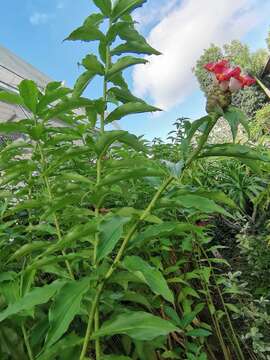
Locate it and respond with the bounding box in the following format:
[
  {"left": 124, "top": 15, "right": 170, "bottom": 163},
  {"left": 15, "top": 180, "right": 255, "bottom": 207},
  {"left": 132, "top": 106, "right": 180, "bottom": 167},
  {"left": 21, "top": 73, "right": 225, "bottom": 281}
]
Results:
[{"left": 0, "top": 1, "right": 270, "bottom": 360}]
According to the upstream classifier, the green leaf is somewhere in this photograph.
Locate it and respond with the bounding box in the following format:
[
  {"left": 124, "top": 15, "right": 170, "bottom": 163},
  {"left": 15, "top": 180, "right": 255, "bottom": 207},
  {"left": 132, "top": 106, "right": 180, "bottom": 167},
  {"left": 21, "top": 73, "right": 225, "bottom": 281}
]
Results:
[
  {"left": 45, "top": 278, "right": 90, "bottom": 348},
  {"left": 164, "top": 194, "right": 232, "bottom": 217},
  {"left": 92, "top": 311, "right": 177, "bottom": 340},
  {"left": 106, "top": 102, "right": 161, "bottom": 123},
  {"left": 19, "top": 79, "right": 39, "bottom": 113},
  {"left": 0, "top": 122, "right": 27, "bottom": 134},
  {"left": 44, "top": 98, "right": 94, "bottom": 120},
  {"left": 186, "top": 328, "right": 212, "bottom": 337},
  {"left": 107, "top": 56, "right": 147, "bottom": 79},
  {"left": 99, "top": 168, "right": 165, "bottom": 187},
  {"left": 0, "top": 281, "right": 65, "bottom": 322},
  {"left": 109, "top": 72, "right": 128, "bottom": 89},
  {"left": 102, "top": 356, "right": 132, "bottom": 360},
  {"left": 95, "top": 130, "right": 146, "bottom": 157},
  {"left": 133, "top": 222, "right": 200, "bottom": 247},
  {"left": 8, "top": 242, "right": 49, "bottom": 263},
  {"left": 62, "top": 172, "right": 94, "bottom": 186},
  {"left": 96, "top": 216, "right": 130, "bottom": 262},
  {"left": 65, "top": 24, "right": 104, "bottom": 42},
  {"left": 37, "top": 334, "right": 83, "bottom": 360},
  {"left": 93, "top": 0, "right": 112, "bottom": 17},
  {"left": 123, "top": 256, "right": 174, "bottom": 303},
  {"left": 37, "top": 87, "right": 72, "bottom": 114},
  {"left": 108, "top": 87, "right": 144, "bottom": 104},
  {"left": 0, "top": 91, "right": 24, "bottom": 105},
  {"left": 223, "top": 106, "right": 250, "bottom": 141},
  {"left": 73, "top": 71, "right": 96, "bottom": 98},
  {"left": 82, "top": 54, "right": 105, "bottom": 75},
  {"left": 199, "top": 144, "right": 270, "bottom": 162},
  {"left": 112, "top": 0, "right": 147, "bottom": 21},
  {"left": 111, "top": 41, "right": 161, "bottom": 56}
]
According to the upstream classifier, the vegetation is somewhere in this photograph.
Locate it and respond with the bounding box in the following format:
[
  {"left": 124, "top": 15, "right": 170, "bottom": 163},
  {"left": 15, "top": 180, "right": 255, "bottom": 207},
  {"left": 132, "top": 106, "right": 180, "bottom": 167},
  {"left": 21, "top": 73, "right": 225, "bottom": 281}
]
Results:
[{"left": 0, "top": 1, "right": 269, "bottom": 360}]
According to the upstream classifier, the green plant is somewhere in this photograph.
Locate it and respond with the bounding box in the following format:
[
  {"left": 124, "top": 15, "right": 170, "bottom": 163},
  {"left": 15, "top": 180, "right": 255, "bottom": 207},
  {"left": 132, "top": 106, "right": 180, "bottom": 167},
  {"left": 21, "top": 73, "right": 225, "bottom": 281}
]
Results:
[{"left": 0, "top": 1, "right": 269, "bottom": 360}]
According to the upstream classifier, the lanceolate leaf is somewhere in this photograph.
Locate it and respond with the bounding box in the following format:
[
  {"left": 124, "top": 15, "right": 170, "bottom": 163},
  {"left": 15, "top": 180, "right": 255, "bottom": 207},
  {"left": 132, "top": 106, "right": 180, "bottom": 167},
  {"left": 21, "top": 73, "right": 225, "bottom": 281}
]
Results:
[
  {"left": 199, "top": 144, "right": 270, "bottom": 162},
  {"left": 8, "top": 242, "right": 49, "bottom": 263},
  {"left": 0, "top": 91, "right": 24, "bottom": 106},
  {"left": 106, "top": 56, "right": 147, "bottom": 79},
  {"left": 123, "top": 256, "right": 174, "bottom": 303},
  {"left": 44, "top": 98, "right": 94, "bottom": 120},
  {"left": 99, "top": 168, "right": 165, "bottom": 187},
  {"left": 73, "top": 71, "right": 96, "bottom": 98},
  {"left": 0, "top": 281, "right": 65, "bottom": 322},
  {"left": 111, "top": 41, "right": 161, "bottom": 56},
  {"left": 93, "top": 0, "right": 112, "bottom": 17},
  {"left": 112, "top": 0, "right": 147, "bottom": 22},
  {"left": 19, "top": 79, "right": 39, "bottom": 113},
  {"left": 45, "top": 278, "right": 90, "bottom": 348},
  {"left": 82, "top": 54, "right": 105, "bottom": 75},
  {"left": 95, "top": 130, "right": 146, "bottom": 157},
  {"left": 106, "top": 102, "right": 161, "bottom": 123},
  {"left": 96, "top": 216, "right": 130, "bottom": 262},
  {"left": 37, "top": 334, "right": 83, "bottom": 360},
  {"left": 92, "top": 311, "right": 177, "bottom": 340},
  {"left": 108, "top": 87, "right": 144, "bottom": 104},
  {"left": 65, "top": 24, "right": 104, "bottom": 42},
  {"left": 37, "top": 87, "right": 72, "bottom": 114}
]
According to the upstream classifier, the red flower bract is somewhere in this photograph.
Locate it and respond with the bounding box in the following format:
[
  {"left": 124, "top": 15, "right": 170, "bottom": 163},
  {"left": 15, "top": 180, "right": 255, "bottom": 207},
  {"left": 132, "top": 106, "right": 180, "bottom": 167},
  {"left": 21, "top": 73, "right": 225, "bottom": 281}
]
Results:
[{"left": 204, "top": 59, "right": 256, "bottom": 91}]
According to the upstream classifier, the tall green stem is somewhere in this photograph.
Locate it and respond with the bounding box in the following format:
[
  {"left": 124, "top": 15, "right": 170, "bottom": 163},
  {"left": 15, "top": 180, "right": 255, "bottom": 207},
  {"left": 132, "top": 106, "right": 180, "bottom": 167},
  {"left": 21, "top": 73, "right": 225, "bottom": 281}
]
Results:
[
  {"left": 79, "top": 175, "right": 174, "bottom": 360},
  {"left": 21, "top": 324, "right": 34, "bottom": 360},
  {"left": 93, "top": 30, "right": 111, "bottom": 358}
]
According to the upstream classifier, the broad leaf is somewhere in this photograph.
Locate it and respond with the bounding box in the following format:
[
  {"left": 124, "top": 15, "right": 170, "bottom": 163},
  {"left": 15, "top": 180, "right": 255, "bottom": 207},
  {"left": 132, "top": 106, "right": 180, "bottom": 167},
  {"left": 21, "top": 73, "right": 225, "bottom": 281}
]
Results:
[
  {"left": 19, "top": 79, "right": 39, "bottom": 113},
  {"left": 97, "top": 216, "right": 130, "bottom": 262},
  {"left": 106, "top": 102, "right": 161, "bottom": 123},
  {"left": 112, "top": 0, "right": 147, "bottom": 21},
  {"left": 93, "top": 311, "right": 177, "bottom": 340},
  {"left": 0, "top": 281, "right": 65, "bottom": 322},
  {"left": 45, "top": 278, "right": 90, "bottom": 348},
  {"left": 123, "top": 256, "right": 174, "bottom": 303},
  {"left": 107, "top": 56, "right": 147, "bottom": 79}
]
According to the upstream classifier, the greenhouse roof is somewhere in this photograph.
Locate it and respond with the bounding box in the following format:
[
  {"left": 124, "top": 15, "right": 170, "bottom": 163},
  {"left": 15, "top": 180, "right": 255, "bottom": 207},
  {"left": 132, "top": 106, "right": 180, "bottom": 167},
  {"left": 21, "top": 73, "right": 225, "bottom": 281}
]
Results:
[{"left": 0, "top": 45, "right": 51, "bottom": 122}]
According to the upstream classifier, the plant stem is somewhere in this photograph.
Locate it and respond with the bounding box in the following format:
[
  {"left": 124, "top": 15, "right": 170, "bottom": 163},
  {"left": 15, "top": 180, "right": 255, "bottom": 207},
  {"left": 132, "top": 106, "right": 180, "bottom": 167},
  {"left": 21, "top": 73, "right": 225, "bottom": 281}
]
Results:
[
  {"left": 21, "top": 324, "right": 34, "bottom": 360},
  {"left": 79, "top": 175, "right": 174, "bottom": 360}
]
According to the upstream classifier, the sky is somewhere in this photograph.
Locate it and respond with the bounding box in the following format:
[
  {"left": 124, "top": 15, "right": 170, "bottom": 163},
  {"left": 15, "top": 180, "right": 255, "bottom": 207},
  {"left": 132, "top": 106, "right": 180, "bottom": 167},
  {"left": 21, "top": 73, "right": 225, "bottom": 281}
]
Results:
[{"left": 0, "top": 0, "right": 269, "bottom": 140}]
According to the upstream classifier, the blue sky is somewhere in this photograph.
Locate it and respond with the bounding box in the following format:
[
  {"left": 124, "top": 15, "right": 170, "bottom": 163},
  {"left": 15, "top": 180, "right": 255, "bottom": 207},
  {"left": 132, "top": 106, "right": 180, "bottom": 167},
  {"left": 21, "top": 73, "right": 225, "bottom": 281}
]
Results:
[{"left": 0, "top": 0, "right": 269, "bottom": 140}]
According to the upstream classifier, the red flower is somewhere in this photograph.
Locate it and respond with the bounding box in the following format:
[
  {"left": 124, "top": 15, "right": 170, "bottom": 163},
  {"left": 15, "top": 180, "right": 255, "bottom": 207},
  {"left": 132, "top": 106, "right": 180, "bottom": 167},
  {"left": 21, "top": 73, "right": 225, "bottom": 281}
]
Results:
[
  {"left": 236, "top": 74, "right": 256, "bottom": 87},
  {"left": 204, "top": 59, "right": 256, "bottom": 91}
]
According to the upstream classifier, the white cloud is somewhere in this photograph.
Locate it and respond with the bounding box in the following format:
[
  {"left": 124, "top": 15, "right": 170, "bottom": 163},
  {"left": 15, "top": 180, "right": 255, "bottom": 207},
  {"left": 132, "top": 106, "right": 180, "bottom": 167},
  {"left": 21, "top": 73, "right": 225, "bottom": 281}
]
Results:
[
  {"left": 29, "top": 12, "right": 53, "bottom": 26},
  {"left": 133, "top": 0, "right": 269, "bottom": 110}
]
